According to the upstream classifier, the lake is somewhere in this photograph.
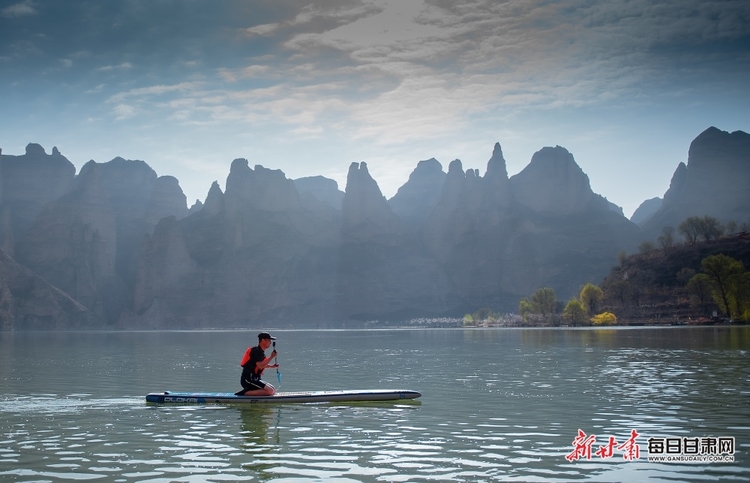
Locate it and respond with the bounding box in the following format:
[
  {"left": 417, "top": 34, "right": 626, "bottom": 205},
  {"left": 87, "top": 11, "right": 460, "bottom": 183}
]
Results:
[{"left": 1, "top": 327, "right": 748, "bottom": 482}]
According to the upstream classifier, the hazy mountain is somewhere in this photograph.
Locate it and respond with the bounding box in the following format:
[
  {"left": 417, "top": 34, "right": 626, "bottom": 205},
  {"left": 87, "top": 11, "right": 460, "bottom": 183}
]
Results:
[
  {"left": 0, "top": 127, "right": 747, "bottom": 329},
  {"left": 636, "top": 127, "right": 750, "bottom": 235}
]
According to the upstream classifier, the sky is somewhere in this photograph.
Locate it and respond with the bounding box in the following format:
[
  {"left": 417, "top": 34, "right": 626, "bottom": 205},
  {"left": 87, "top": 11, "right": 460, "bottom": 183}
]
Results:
[{"left": 1, "top": 0, "right": 749, "bottom": 218}]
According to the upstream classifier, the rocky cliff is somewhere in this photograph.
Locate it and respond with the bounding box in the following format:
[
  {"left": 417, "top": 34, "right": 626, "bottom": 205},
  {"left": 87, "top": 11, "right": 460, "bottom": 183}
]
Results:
[
  {"left": 0, "top": 247, "right": 92, "bottom": 330},
  {"left": 0, "top": 144, "right": 76, "bottom": 254},
  {"left": 2, "top": 149, "right": 188, "bottom": 328},
  {"left": 1, "top": 128, "right": 746, "bottom": 329},
  {"left": 637, "top": 127, "right": 750, "bottom": 235}
]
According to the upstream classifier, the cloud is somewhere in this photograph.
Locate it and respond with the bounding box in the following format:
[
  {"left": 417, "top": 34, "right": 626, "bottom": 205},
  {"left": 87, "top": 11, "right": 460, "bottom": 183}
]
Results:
[
  {"left": 96, "top": 62, "right": 134, "bottom": 72},
  {"left": 243, "top": 23, "right": 280, "bottom": 36},
  {"left": 63, "top": 0, "right": 748, "bottom": 160},
  {"left": 255, "top": 0, "right": 749, "bottom": 148},
  {"left": 1, "top": 0, "right": 36, "bottom": 18},
  {"left": 113, "top": 104, "right": 136, "bottom": 120}
]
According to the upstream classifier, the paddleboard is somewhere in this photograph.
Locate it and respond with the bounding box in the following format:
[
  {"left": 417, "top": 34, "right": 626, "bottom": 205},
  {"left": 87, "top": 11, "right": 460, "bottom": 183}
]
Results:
[{"left": 146, "top": 389, "right": 421, "bottom": 404}]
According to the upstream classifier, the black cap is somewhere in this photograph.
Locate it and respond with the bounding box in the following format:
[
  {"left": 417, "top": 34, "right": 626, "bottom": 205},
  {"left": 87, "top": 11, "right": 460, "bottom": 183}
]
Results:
[{"left": 258, "top": 332, "right": 276, "bottom": 340}]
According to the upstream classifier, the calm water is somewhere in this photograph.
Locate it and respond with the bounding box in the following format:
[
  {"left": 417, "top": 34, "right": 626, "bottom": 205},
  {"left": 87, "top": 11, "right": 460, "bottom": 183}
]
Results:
[{"left": 1, "top": 327, "right": 749, "bottom": 482}]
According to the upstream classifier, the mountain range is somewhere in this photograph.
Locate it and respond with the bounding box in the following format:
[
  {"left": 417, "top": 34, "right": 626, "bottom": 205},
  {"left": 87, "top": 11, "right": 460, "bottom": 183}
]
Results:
[{"left": 1, "top": 126, "right": 748, "bottom": 329}]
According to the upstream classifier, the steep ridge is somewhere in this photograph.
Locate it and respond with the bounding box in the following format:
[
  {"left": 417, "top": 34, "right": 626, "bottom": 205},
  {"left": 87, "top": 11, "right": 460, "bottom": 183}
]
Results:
[
  {"left": 639, "top": 127, "right": 750, "bottom": 235},
  {"left": 0, "top": 127, "right": 746, "bottom": 328}
]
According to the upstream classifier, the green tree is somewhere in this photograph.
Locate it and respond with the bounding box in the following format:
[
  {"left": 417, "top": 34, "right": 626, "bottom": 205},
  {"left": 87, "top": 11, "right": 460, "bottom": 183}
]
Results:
[
  {"left": 530, "top": 287, "right": 557, "bottom": 320},
  {"left": 617, "top": 251, "right": 628, "bottom": 267},
  {"left": 519, "top": 298, "right": 533, "bottom": 323},
  {"left": 563, "top": 299, "right": 587, "bottom": 326},
  {"left": 463, "top": 314, "right": 475, "bottom": 327},
  {"left": 580, "top": 283, "right": 604, "bottom": 315},
  {"left": 473, "top": 308, "right": 495, "bottom": 322},
  {"left": 701, "top": 254, "right": 746, "bottom": 319}
]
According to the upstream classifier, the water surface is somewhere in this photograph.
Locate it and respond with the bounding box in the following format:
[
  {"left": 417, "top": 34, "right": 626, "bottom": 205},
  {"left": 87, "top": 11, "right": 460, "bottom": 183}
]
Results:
[{"left": 1, "top": 327, "right": 748, "bottom": 481}]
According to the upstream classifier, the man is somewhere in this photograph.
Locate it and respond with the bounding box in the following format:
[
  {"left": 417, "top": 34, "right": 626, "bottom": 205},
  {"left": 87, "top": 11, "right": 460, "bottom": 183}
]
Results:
[{"left": 237, "top": 332, "right": 279, "bottom": 396}]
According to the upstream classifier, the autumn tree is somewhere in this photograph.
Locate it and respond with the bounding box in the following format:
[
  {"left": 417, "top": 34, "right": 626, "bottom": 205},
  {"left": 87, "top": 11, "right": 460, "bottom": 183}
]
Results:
[
  {"left": 580, "top": 283, "right": 604, "bottom": 315},
  {"left": 591, "top": 312, "right": 617, "bottom": 326}
]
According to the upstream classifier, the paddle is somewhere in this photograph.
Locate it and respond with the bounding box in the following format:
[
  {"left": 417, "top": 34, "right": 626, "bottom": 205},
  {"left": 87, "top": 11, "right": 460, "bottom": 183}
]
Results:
[{"left": 273, "top": 341, "right": 282, "bottom": 387}]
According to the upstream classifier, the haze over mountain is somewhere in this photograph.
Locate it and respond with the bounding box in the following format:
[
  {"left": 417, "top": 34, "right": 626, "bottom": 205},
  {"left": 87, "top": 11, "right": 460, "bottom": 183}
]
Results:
[{"left": 0, "top": 126, "right": 748, "bottom": 329}]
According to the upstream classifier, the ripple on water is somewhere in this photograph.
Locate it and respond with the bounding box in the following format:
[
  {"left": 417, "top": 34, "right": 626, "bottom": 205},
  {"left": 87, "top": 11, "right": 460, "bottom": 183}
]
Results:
[{"left": 2, "top": 329, "right": 750, "bottom": 482}]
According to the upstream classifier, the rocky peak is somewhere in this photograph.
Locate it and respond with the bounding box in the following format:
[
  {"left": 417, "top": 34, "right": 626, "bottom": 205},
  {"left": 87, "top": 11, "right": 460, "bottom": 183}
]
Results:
[
  {"left": 688, "top": 127, "right": 750, "bottom": 168},
  {"left": 294, "top": 176, "right": 344, "bottom": 210},
  {"left": 510, "top": 146, "right": 593, "bottom": 215},
  {"left": 202, "top": 181, "right": 225, "bottom": 215},
  {"left": 25, "top": 143, "right": 46, "bottom": 157},
  {"left": 225, "top": 159, "right": 301, "bottom": 213},
  {"left": 388, "top": 158, "right": 445, "bottom": 223},
  {"left": 0, "top": 143, "right": 77, "bottom": 252},
  {"left": 662, "top": 162, "right": 687, "bottom": 207},
  {"left": 482, "top": 142, "right": 511, "bottom": 214},
  {"left": 665, "top": 127, "right": 750, "bottom": 223},
  {"left": 630, "top": 197, "right": 663, "bottom": 226},
  {"left": 145, "top": 176, "right": 188, "bottom": 226},
  {"left": 485, "top": 143, "right": 508, "bottom": 181},
  {"left": 423, "top": 158, "right": 486, "bottom": 258},
  {"left": 342, "top": 162, "right": 400, "bottom": 241}
]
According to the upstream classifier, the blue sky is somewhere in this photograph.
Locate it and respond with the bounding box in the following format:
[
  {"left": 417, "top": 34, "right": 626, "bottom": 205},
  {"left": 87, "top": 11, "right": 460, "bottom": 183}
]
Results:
[{"left": 1, "top": 0, "right": 748, "bottom": 217}]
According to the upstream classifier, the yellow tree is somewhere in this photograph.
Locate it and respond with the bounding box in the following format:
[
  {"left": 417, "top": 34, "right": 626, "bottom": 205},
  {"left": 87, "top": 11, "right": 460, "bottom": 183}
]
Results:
[{"left": 580, "top": 283, "right": 604, "bottom": 315}]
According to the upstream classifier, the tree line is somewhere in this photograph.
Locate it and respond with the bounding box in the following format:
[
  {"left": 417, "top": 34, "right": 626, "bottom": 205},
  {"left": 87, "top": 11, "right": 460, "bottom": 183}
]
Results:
[
  {"left": 637, "top": 215, "right": 749, "bottom": 256},
  {"left": 513, "top": 215, "right": 750, "bottom": 326},
  {"left": 517, "top": 283, "right": 617, "bottom": 326}
]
